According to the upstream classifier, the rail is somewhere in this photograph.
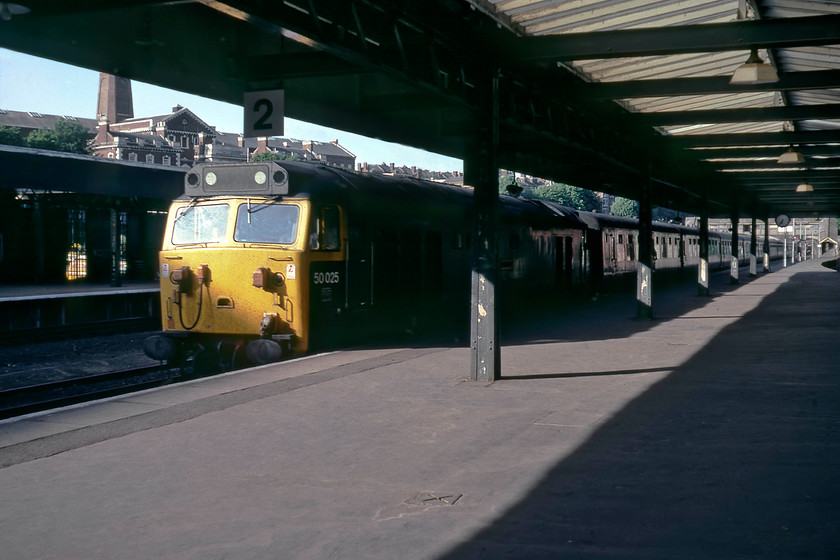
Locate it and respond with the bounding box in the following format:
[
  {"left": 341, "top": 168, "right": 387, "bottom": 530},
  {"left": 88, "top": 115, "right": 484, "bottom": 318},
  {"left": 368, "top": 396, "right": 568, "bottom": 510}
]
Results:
[{"left": 0, "top": 364, "right": 176, "bottom": 420}]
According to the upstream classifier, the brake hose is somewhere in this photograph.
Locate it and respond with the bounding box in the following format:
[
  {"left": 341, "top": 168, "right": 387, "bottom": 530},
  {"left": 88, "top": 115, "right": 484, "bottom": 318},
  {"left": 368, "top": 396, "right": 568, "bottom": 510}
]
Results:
[{"left": 179, "top": 283, "right": 204, "bottom": 330}]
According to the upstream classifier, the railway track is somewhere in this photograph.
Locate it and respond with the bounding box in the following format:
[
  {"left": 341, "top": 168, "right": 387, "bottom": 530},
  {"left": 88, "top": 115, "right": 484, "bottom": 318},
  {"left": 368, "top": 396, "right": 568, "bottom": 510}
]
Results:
[
  {"left": 0, "top": 317, "right": 159, "bottom": 347},
  {"left": 0, "top": 364, "right": 181, "bottom": 420}
]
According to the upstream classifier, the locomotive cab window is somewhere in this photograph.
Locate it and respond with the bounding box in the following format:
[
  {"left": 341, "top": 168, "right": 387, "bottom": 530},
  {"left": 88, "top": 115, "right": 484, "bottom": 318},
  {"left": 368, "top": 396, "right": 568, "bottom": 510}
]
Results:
[
  {"left": 309, "top": 206, "right": 340, "bottom": 251},
  {"left": 172, "top": 203, "right": 229, "bottom": 245},
  {"left": 234, "top": 203, "right": 300, "bottom": 245}
]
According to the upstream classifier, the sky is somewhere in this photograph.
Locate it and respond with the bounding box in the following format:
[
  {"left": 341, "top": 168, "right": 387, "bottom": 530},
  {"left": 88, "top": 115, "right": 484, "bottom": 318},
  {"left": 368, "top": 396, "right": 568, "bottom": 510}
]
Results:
[{"left": 0, "top": 48, "right": 463, "bottom": 172}]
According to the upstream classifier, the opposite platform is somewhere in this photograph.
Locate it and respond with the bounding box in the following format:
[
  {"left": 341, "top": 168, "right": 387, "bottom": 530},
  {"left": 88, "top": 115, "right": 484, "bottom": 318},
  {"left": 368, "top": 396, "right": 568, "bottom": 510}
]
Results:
[{"left": 0, "top": 259, "right": 838, "bottom": 559}]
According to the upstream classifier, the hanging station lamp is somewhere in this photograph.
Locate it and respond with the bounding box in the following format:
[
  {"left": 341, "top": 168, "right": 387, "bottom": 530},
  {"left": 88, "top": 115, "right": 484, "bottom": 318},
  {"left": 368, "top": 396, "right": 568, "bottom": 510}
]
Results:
[{"left": 730, "top": 49, "right": 779, "bottom": 85}]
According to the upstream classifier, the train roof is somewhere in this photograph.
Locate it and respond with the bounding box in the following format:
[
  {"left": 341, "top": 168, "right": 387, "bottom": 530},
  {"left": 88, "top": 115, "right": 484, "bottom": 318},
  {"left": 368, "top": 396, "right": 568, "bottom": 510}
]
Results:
[
  {"left": 181, "top": 160, "right": 589, "bottom": 229},
  {"left": 179, "top": 162, "right": 783, "bottom": 247}
]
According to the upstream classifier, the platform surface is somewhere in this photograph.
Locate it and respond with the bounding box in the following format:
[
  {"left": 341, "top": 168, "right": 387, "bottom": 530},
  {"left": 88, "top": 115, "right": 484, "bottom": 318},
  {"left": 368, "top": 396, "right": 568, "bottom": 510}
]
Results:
[
  {"left": 0, "top": 281, "right": 159, "bottom": 302},
  {"left": 1, "top": 259, "right": 838, "bottom": 559}
]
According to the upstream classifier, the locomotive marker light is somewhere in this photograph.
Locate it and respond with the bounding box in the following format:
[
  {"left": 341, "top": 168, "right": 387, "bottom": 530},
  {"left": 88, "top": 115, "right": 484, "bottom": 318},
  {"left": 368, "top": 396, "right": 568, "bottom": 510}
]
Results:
[{"left": 184, "top": 162, "right": 289, "bottom": 196}]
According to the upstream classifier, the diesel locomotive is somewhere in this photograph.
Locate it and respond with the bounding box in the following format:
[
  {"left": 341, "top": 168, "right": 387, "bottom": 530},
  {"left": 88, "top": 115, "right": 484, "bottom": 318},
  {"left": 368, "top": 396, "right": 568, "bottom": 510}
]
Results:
[{"left": 143, "top": 160, "right": 782, "bottom": 368}]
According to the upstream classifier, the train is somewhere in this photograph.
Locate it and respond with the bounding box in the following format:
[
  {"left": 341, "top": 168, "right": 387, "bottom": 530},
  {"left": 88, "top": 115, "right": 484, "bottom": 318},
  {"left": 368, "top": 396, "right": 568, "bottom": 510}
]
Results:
[{"left": 142, "top": 160, "right": 783, "bottom": 369}]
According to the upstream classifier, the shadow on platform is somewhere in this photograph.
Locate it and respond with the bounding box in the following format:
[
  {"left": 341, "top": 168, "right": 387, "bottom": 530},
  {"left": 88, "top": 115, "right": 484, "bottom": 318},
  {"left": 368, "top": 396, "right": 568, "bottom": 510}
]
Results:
[{"left": 439, "top": 267, "right": 840, "bottom": 558}]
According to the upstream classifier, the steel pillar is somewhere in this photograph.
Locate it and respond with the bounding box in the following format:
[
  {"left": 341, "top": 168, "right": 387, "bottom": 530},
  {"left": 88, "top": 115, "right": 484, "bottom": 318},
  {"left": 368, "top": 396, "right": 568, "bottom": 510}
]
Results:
[
  {"left": 33, "top": 198, "right": 45, "bottom": 284},
  {"left": 466, "top": 71, "right": 500, "bottom": 382},
  {"left": 637, "top": 182, "right": 653, "bottom": 319},
  {"left": 763, "top": 218, "right": 771, "bottom": 272},
  {"left": 750, "top": 217, "right": 757, "bottom": 276},
  {"left": 698, "top": 205, "right": 710, "bottom": 296},
  {"left": 110, "top": 208, "right": 122, "bottom": 287},
  {"left": 730, "top": 212, "right": 739, "bottom": 284}
]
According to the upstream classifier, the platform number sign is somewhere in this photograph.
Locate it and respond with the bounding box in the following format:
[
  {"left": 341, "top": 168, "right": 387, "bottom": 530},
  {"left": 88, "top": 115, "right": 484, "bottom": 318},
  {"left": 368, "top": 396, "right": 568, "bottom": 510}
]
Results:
[{"left": 244, "top": 90, "right": 284, "bottom": 138}]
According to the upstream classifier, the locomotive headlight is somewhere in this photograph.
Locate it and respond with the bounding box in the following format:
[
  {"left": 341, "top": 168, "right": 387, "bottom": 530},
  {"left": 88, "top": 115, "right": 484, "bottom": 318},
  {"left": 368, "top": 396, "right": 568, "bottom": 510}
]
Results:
[
  {"left": 196, "top": 264, "right": 211, "bottom": 285},
  {"left": 171, "top": 266, "right": 194, "bottom": 293},
  {"left": 253, "top": 267, "right": 268, "bottom": 288},
  {"left": 253, "top": 267, "right": 286, "bottom": 290}
]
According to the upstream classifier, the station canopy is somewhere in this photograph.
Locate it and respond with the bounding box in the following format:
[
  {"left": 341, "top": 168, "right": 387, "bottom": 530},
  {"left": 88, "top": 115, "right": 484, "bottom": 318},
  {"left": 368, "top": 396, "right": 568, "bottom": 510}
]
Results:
[{"left": 1, "top": 0, "right": 839, "bottom": 218}]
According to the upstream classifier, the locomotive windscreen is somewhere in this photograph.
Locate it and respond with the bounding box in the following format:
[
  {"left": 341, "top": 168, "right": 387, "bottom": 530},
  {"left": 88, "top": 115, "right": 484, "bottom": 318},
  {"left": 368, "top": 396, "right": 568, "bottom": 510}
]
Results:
[{"left": 184, "top": 162, "right": 289, "bottom": 196}]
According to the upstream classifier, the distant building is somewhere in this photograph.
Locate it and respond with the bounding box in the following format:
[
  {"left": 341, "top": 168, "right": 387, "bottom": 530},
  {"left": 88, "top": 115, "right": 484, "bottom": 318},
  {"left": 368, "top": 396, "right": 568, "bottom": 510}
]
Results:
[
  {"left": 0, "top": 109, "right": 97, "bottom": 138},
  {"left": 357, "top": 161, "right": 464, "bottom": 185},
  {"left": 90, "top": 73, "right": 357, "bottom": 169},
  {"left": 92, "top": 103, "right": 214, "bottom": 167},
  {"left": 1, "top": 73, "right": 481, "bottom": 178}
]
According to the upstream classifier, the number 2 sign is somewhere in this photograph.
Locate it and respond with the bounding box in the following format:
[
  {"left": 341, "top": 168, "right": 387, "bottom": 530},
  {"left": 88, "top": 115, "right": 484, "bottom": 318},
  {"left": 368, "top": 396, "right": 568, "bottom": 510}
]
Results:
[{"left": 244, "top": 90, "right": 284, "bottom": 138}]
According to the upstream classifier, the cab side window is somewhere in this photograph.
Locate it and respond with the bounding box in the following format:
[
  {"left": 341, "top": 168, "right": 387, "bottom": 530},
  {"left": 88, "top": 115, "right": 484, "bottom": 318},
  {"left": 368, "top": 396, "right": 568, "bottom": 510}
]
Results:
[{"left": 309, "top": 206, "right": 341, "bottom": 251}]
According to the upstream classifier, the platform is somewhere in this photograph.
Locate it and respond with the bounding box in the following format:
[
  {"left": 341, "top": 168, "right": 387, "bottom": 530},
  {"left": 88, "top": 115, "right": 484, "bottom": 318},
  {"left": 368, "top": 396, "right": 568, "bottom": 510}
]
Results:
[
  {"left": 0, "top": 282, "right": 159, "bottom": 342},
  {"left": 0, "top": 259, "right": 838, "bottom": 559}
]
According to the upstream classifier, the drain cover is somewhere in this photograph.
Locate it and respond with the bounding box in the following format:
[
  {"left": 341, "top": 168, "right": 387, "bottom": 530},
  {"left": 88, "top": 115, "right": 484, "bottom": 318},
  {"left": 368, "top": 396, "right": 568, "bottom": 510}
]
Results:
[{"left": 406, "top": 492, "right": 462, "bottom": 506}]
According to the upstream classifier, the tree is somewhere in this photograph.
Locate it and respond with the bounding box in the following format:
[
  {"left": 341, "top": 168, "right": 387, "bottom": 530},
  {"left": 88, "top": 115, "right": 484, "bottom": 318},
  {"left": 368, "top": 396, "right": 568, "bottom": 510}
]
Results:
[
  {"left": 251, "top": 150, "right": 304, "bottom": 162},
  {"left": 533, "top": 183, "right": 600, "bottom": 211},
  {"left": 25, "top": 118, "right": 93, "bottom": 154},
  {"left": 0, "top": 125, "right": 25, "bottom": 147},
  {"left": 251, "top": 150, "right": 280, "bottom": 161},
  {"left": 611, "top": 197, "right": 639, "bottom": 217}
]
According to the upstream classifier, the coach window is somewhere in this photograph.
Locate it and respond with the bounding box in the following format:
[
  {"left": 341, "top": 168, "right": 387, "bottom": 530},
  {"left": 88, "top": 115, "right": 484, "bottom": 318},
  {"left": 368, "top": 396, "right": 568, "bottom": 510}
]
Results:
[{"left": 309, "top": 206, "right": 340, "bottom": 251}]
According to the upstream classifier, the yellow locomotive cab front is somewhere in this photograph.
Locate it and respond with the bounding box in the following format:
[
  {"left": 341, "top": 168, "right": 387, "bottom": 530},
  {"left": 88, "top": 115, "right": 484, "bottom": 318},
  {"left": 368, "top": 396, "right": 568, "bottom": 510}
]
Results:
[
  {"left": 146, "top": 196, "right": 312, "bottom": 365},
  {"left": 143, "top": 161, "right": 339, "bottom": 368}
]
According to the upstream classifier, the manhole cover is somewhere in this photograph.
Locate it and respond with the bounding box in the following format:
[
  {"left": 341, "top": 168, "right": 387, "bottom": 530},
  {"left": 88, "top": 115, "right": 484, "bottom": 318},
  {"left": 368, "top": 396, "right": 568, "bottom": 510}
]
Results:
[{"left": 406, "top": 492, "right": 462, "bottom": 506}]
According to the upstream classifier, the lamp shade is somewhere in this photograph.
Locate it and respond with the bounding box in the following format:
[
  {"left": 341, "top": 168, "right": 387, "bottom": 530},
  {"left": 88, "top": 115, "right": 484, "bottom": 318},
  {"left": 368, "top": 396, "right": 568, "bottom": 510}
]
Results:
[
  {"left": 730, "top": 50, "right": 779, "bottom": 85},
  {"left": 796, "top": 181, "right": 814, "bottom": 193},
  {"left": 778, "top": 148, "right": 805, "bottom": 164}
]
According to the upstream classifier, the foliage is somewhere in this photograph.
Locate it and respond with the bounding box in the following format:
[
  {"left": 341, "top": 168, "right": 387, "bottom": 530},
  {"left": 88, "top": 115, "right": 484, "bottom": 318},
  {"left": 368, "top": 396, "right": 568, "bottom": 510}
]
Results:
[
  {"left": 611, "top": 197, "right": 639, "bottom": 217},
  {"left": 251, "top": 150, "right": 304, "bottom": 162},
  {"left": 652, "top": 206, "right": 682, "bottom": 223},
  {"left": 533, "top": 183, "right": 601, "bottom": 211},
  {"left": 25, "top": 119, "right": 93, "bottom": 154},
  {"left": 251, "top": 150, "right": 280, "bottom": 161},
  {"left": 0, "top": 125, "right": 25, "bottom": 147}
]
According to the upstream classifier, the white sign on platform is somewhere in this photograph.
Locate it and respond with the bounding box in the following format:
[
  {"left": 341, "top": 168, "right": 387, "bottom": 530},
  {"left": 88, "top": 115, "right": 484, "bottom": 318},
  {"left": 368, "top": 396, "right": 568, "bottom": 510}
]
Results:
[
  {"left": 244, "top": 90, "right": 285, "bottom": 138},
  {"left": 637, "top": 263, "right": 652, "bottom": 307}
]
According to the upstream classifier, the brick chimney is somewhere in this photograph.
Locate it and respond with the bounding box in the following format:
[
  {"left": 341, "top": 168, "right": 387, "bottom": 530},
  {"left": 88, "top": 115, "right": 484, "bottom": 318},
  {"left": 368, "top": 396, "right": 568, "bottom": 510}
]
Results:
[{"left": 96, "top": 73, "right": 133, "bottom": 124}]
